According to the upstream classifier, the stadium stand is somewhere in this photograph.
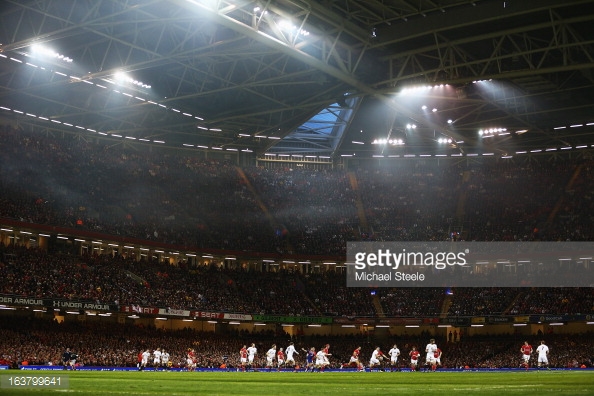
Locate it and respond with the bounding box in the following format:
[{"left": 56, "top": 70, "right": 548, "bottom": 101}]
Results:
[
  {"left": 3, "top": 125, "right": 594, "bottom": 254},
  {"left": 1, "top": 125, "right": 594, "bottom": 370}
]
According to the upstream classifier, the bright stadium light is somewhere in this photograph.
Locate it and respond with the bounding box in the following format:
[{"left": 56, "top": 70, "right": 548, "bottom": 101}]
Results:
[
  {"left": 371, "top": 138, "right": 404, "bottom": 146},
  {"left": 30, "top": 44, "right": 73, "bottom": 63},
  {"left": 113, "top": 71, "right": 151, "bottom": 89},
  {"left": 479, "top": 127, "right": 507, "bottom": 137},
  {"left": 277, "top": 19, "right": 310, "bottom": 36}
]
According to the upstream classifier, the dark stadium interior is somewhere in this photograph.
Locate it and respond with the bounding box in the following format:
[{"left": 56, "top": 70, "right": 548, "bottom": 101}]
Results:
[
  {"left": 1, "top": 0, "right": 594, "bottom": 371},
  {"left": 2, "top": 0, "right": 594, "bottom": 156}
]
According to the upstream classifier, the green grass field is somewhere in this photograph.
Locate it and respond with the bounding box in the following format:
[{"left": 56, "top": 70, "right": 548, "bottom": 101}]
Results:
[{"left": 2, "top": 371, "right": 593, "bottom": 395}]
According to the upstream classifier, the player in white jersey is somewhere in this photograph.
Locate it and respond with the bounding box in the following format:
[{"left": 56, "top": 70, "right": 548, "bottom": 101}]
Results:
[
  {"left": 141, "top": 349, "right": 150, "bottom": 370},
  {"left": 247, "top": 343, "right": 257, "bottom": 370},
  {"left": 265, "top": 344, "right": 276, "bottom": 371},
  {"left": 425, "top": 339, "right": 437, "bottom": 371},
  {"left": 285, "top": 342, "right": 299, "bottom": 370},
  {"left": 161, "top": 349, "right": 170, "bottom": 370},
  {"left": 153, "top": 348, "right": 162, "bottom": 369},
  {"left": 315, "top": 349, "right": 329, "bottom": 371},
  {"left": 535, "top": 340, "right": 550, "bottom": 370},
  {"left": 388, "top": 344, "right": 401, "bottom": 372},
  {"left": 369, "top": 347, "right": 386, "bottom": 372}
]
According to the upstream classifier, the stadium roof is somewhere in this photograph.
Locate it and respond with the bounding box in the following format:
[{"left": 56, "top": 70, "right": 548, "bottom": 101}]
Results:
[{"left": 1, "top": 0, "right": 594, "bottom": 158}]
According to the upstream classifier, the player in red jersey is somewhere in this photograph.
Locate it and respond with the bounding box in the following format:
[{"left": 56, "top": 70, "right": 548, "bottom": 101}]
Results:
[
  {"left": 137, "top": 350, "right": 143, "bottom": 371},
  {"left": 520, "top": 341, "right": 532, "bottom": 370},
  {"left": 345, "top": 346, "right": 364, "bottom": 371},
  {"left": 277, "top": 348, "right": 285, "bottom": 371},
  {"left": 187, "top": 348, "right": 197, "bottom": 372},
  {"left": 409, "top": 347, "right": 420, "bottom": 372},
  {"left": 239, "top": 345, "right": 248, "bottom": 372},
  {"left": 431, "top": 347, "right": 442, "bottom": 371}
]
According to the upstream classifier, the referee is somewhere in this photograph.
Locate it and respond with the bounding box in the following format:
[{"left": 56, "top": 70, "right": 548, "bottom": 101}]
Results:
[{"left": 62, "top": 348, "right": 71, "bottom": 370}]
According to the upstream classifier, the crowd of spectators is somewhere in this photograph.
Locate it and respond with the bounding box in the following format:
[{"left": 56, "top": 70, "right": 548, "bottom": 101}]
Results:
[
  {"left": 549, "top": 160, "right": 594, "bottom": 241},
  {"left": 0, "top": 317, "right": 592, "bottom": 369},
  {"left": 2, "top": 245, "right": 593, "bottom": 317},
  {"left": 3, "top": 124, "right": 594, "bottom": 258},
  {"left": 509, "top": 288, "right": 594, "bottom": 316},
  {"left": 354, "top": 163, "right": 460, "bottom": 241},
  {"left": 244, "top": 166, "right": 359, "bottom": 255},
  {"left": 1, "top": 124, "right": 594, "bottom": 318},
  {"left": 379, "top": 288, "right": 444, "bottom": 317},
  {"left": 447, "top": 288, "right": 520, "bottom": 316},
  {"left": 0, "top": 246, "right": 316, "bottom": 315},
  {"left": 462, "top": 161, "right": 576, "bottom": 241},
  {"left": 303, "top": 271, "right": 376, "bottom": 317},
  {"left": 0, "top": 125, "right": 281, "bottom": 253}
]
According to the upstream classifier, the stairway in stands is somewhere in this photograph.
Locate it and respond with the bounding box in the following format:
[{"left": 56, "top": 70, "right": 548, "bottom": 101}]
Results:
[
  {"left": 294, "top": 277, "right": 323, "bottom": 316},
  {"left": 372, "top": 294, "right": 386, "bottom": 318},
  {"left": 503, "top": 290, "right": 525, "bottom": 315},
  {"left": 456, "top": 171, "right": 471, "bottom": 219},
  {"left": 235, "top": 166, "right": 294, "bottom": 252},
  {"left": 235, "top": 167, "right": 275, "bottom": 227},
  {"left": 546, "top": 164, "right": 584, "bottom": 226},
  {"left": 125, "top": 270, "right": 147, "bottom": 287},
  {"left": 453, "top": 170, "right": 471, "bottom": 239},
  {"left": 347, "top": 172, "right": 369, "bottom": 235},
  {"left": 440, "top": 295, "right": 453, "bottom": 318}
]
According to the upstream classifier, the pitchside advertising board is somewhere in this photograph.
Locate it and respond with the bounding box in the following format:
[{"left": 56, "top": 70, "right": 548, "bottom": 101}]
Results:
[
  {"left": 347, "top": 241, "right": 594, "bottom": 287},
  {"left": 0, "top": 295, "right": 117, "bottom": 311}
]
